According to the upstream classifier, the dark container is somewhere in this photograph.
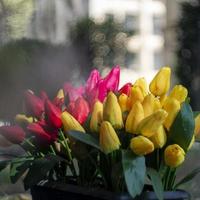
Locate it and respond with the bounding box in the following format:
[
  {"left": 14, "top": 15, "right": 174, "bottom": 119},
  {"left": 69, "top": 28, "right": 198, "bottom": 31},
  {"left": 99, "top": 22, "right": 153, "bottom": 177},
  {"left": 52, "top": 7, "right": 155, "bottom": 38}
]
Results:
[{"left": 31, "top": 183, "right": 191, "bottom": 200}]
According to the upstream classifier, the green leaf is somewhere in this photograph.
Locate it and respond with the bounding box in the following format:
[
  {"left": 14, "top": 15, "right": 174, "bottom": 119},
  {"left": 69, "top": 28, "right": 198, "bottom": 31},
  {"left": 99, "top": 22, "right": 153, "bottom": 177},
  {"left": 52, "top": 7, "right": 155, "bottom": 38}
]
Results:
[
  {"left": 175, "top": 167, "right": 200, "bottom": 189},
  {"left": 147, "top": 168, "right": 164, "bottom": 200},
  {"left": 10, "top": 160, "right": 31, "bottom": 184},
  {"left": 0, "top": 160, "right": 10, "bottom": 171},
  {"left": 24, "top": 155, "right": 61, "bottom": 190},
  {"left": 193, "top": 111, "right": 200, "bottom": 118},
  {"left": 67, "top": 131, "right": 101, "bottom": 150},
  {"left": 169, "top": 102, "right": 195, "bottom": 151},
  {"left": 122, "top": 150, "right": 145, "bottom": 198}
]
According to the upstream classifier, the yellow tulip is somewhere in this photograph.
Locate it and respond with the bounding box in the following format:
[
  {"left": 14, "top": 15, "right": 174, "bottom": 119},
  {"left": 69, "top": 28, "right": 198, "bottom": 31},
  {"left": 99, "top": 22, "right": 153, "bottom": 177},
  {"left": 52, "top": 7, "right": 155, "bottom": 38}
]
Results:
[
  {"left": 164, "top": 144, "right": 185, "bottom": 168},
  {"left": 194, "top": 113, "right": 200, "bottom": 136},
  {"left": 137, "top": 109, "right": 168, "bottom": 137},
  {"left": 15, "top": 114, "right": 34, "bottom": 125},
  {"left": 163, "top": 97, "right": 180, "bottom": 130},
  {"left": 149, "top": 67, "right": 171, "bottom": 96},
  {"left": 90, "top": 101, "right": 103, "bottom": 133},
  {"left": 99, "top": 121, "right": 121, "bottom": 154},
  {"left": 57, "top": 89, "right": 64, "bottom": 99},
  {"left": 133, "top": 77, "right": 148, "bottom": 96},
  {"left": 61, "top": 111, "right": 85, "bottom": 133},
  {"left": 130, "top": 136, "right": 154, "bottom": 156},
  {"left": 159, "top": 94, "right": 168, "bottom": 107},
  {"left": 125, "top": 101, "right": 144, "bottom": 134},
  {"left": 129, "top": 86, "right": 145, "bottom": 107},
  {"left": 103, "top": 92, "right": 124, "bottom": 129},
  {"left": 169, "top": 85, "right": 188, "bottom": 103},
  {"left": 118, "top": 93, "right": 129, "bottom": 113},
  {"left": 150, "top": 126, "right": 167, "bottom": 148}
]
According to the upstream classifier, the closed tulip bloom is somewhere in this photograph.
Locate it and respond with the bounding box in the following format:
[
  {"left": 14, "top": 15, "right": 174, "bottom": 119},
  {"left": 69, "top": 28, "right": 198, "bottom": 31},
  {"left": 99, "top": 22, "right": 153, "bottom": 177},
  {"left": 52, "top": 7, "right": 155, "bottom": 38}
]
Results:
[
  {"left": 45, "top": 99, "right": 62, "bottom": 129},
  {"left": 129, "top": 86, "right": 145, "bottom": 107},
  {"left": 159, "top": 94, "right": 168, "bottom": 107},
  {"left": 133, "top": 78, "right": 148, "bottom": 96},
  {"left": 0, "top": 125, "right": 25, "bottom": 144},
  {"left": 61, "top": 111, "right": 85, "bottom": 133},
  {"left": 163, "top": 97, "right": 180, "bottom": 130},
  {"left": 119, "top": 83, "right": 132, "bottom": 96},
  {"left": 130, "top": 136, "right": 154, "bottom": 156},
  {"left": 90, "top": 101, "right": 103, "bottom": 132},
  {"left": 15, "top": 114, "right": 33, "bottom": 125},
  {"left": 126, "top": 101, "right": 144, "bottom": 134},
  {"left": 142, "top": 94, "right": 155, "bottom": 117},
  {"left": 137, "top": 109, "right": 168, "bottom": 137},
  {"left": 24, "top": 90, "right": 44, "bottom": 118},
  {"left": 194, "top": 113, "right": 200, "bottom": 136},
  {"left": 164, "top": 144, "right": 185, "bottom": 168},
  {"left": 169, "top": 85, "right": 188, "bottom": 103},
  {"left": 149, "top": 67, "right": 171, "bottom": 96},
  {"left": 118, "top": 93, "right": 129, "bottom": 113},
  {"left": 103, "top": 92, "right": 124, "bottom": 129},
  {"left": 99, "top": 121, "right": 121, "bottom": 154},
  {"left": 27, "top": 123, "right": 52, "bottom": 143},
  {"left": 150, "top": 126, "right": 167, "bottom": 148}
]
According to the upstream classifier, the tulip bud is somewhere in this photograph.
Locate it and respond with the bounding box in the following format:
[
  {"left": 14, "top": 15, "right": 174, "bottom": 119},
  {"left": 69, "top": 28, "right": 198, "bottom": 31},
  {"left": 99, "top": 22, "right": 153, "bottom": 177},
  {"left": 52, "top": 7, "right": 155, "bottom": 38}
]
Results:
[
  {"left": 137, "top": 109, "right": 168, "bottom": 137},
  {"left": 90, "top": 101, "right": 103, "bottom": 132},
  {"left": 150, "top": 126, "right": 167, "bottom": 148},
  {"left": 15, "top": 114, "right": 33, "bottom": 125},
  {"left": 142, "top": 94, "right": 155, "bottom": 117},
  {"left": 126, "top": 101, "right": 144, "bottom": 134},
  {"left": 163, "top": 97, "right": 180, "bottom": 130},
  {"left": 0, "top": 125, "right": 25, "bottom": 144},
  {"left": 154, "top": 98, "right": 162, "bottom": 111},
  {"left": 129, "top": 86, "right": 145, "bottom": 107},
  {"left": 45, "top": 99, "right": 62, "bottom": 129},
  {"left": 169, "top": 85, "right": 188, "bottom": 103},
  {"left": 24, "top": 90, "right": 44, "bottom": 118},
  {"left": 61, "top": 111, "right": 85, "bottom": 133},
  {"left": 164, "top": 144, "right": 185, "bottom": 168},
  {"left": 103, "top": 92, "right": 124, "bottom": 129},
  {"left": 119, "top": 83, "right": 132, "bottom": 96},
  {"left": 159, "top": 94, "right": 167, "bottom": 107},
  {"left": 27, "top": 123, "right": 53, "bottom": 143},
  {"left": 149, "top": 67, "right": 171, "bottom": 96},
  {"left": 118, "top": 93, "right": 129, "bottom": 113},
  {"left": 99, "top": 121, "right": 121, "bottom": 154},
  {"left": 194, "top": 113, "right": 200, "bottom": 136},
  {"left": 133, "top": 78, "right": 148, "bottom": 96},
  {"left": 130, "top": 136, "right": 154, "bottom": 156}
]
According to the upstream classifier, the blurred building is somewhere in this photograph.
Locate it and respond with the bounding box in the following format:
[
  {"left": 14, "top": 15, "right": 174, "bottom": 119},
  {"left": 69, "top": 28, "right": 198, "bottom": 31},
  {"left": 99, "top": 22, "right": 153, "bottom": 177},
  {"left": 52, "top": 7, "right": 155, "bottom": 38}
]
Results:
[{"left": 89, "top": 0, "right": 180, "bottom": 85}]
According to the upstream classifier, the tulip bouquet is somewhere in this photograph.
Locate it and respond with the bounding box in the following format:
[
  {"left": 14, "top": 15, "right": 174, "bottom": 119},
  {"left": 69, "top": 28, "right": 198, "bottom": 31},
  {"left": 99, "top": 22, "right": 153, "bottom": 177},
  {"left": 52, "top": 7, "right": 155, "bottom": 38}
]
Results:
[{"left": 0, "top": 66, "right": 200, "bottom": 199}]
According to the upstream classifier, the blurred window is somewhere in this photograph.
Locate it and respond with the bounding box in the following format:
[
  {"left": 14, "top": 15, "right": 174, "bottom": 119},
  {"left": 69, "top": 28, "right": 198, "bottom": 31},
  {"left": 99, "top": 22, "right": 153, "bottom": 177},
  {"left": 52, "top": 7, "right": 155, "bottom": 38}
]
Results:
[
  {"left": 153, "top": 15, "right": 164, "bottom": 35},
  {"left": 154, "top": 51, "right": 164, "bottom": 69},
  {"left": 124, "top": 14, "right": 139, "bottom": 32},
  {"left": 125, "top": 51, "right": 138, "bottom": 69}
]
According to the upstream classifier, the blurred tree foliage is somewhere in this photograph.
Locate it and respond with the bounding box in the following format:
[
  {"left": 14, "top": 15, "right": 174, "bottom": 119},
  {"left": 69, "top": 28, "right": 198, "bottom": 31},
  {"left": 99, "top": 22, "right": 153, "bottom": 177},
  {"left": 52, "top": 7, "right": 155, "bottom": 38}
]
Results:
[
  {"left": 70, "top": 18, "right": 133, "bottom": 74},
  {"left": 176, "top": 0, "right": 200, "bottom": 110}
]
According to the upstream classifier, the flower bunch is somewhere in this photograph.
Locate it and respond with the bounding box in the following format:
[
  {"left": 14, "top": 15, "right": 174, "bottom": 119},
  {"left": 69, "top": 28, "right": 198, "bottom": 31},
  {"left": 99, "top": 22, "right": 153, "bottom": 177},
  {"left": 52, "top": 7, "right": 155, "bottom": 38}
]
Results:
[{"left": 0, "top": 66, "right": 200, "bottom": 199}]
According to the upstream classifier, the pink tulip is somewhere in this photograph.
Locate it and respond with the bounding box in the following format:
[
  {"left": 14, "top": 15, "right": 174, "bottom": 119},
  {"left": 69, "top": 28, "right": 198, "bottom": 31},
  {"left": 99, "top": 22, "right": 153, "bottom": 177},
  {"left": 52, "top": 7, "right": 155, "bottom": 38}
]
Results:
[{"left": 119, "top": 83, "right": 132, "bottom": 96}]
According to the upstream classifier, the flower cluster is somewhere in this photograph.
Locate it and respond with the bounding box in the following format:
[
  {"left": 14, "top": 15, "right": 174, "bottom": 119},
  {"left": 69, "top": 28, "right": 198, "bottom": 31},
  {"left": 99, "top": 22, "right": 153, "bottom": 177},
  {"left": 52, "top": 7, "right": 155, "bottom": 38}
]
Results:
[{"left": 0, "top": 66, "right": 200, "bottom": 198}]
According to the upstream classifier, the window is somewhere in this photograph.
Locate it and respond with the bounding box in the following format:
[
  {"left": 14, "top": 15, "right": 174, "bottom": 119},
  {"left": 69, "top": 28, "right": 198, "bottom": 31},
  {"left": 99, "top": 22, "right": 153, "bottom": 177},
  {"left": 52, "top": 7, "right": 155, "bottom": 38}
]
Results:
[
  {"left": 153, "top": 15, "right": 164, "bottom": 35},
  {"left": 124, "top": 14, "right": 139, "bottom": 33},
  {"left": 125, "top": 51, "right": 138, "bottom": 69},
  {"left": 154, "top": 51, "right": 164, "bottom": 69}
]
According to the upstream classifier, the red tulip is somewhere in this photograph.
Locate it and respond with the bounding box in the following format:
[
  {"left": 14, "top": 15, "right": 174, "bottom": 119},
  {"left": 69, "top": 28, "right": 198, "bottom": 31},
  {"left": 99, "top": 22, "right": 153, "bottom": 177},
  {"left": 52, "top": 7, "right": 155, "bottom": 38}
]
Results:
[
  {"left": 27, "top": 123, "right": 52, "bottom": 143},
  {"left": 40, "top": 91, "right": 48, "bottom": 102},
  {"left": 68, "top": 97, "right": 90, "bottom": 124},
  {"left": 119, "top": 83, "right": 132, "bottom": 96},
  {"left": 24, "top": 90, "right": 44, "bottom": 118},
  {"left": 0, "top": 125, "right": 25, "bottom": 144},
  {"left": 63, "top": 83, "right": 84, "bottom": 102},
  {"left": 45, "top": 99, "right": 62, "bottom": 129}
]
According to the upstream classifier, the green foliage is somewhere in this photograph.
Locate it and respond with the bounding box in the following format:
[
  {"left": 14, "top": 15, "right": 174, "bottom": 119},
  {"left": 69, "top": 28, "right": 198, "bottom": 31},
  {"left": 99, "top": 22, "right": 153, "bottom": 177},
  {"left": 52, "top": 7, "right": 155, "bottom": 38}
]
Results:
[
  {"left": 169, "top": 102, "right": 195, "bottom": 151},
  {"left": 122, "top": 150, "right": 145, "bottom": 198}
]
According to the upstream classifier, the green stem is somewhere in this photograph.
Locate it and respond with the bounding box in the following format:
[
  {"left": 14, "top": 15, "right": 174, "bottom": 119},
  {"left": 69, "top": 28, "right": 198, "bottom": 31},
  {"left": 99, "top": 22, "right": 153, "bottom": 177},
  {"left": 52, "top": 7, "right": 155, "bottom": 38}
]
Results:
[
  {"left": 50, "top": 145, "right": 56, "bottom": 155},
  {"left": 24, "top": 138, "right": 35, "bottom": 148}
]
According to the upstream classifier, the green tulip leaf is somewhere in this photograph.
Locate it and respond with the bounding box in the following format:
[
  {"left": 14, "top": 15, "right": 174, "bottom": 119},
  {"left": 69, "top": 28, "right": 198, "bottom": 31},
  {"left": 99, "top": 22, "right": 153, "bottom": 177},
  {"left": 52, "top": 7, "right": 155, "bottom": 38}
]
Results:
[
  {"left": 147, "top": 168, "right": 164, "bottom": 200},
  {"left": 175, "top": 166, "right": 200, "bottom": 189},
  {"left": 122, "top": 150, "right": 145, "bottom": 198},
  {"left": 67, "top": 131, "right": 101, "bottom": 150},
  {"left": 169, "top": 102, "right": 195, "bottom": 151},
  {"left": 0, "top": 160, "right": 10, "bottom": 172}
]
